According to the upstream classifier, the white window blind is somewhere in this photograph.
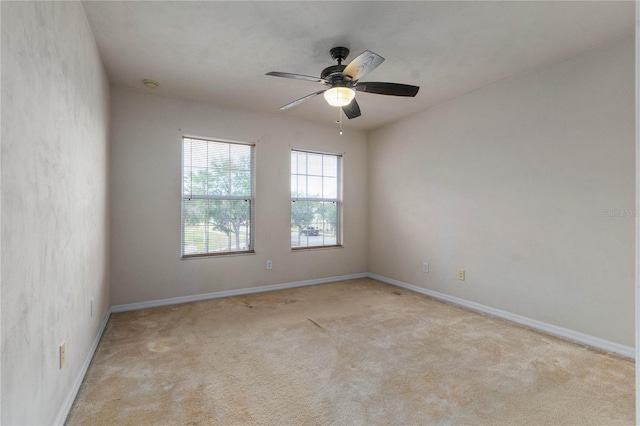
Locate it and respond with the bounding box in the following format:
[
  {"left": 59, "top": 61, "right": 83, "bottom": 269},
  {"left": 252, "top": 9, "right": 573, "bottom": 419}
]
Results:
[
  {"left": 291, "top": 149, "right": 342, "bottom": 249},
  {"left": 182, "top": 137, "right": 255, "bottom": 257}
]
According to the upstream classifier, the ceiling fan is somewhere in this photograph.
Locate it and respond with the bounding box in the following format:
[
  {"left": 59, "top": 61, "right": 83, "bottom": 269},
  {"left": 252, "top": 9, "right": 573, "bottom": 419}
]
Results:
[{"left": 266, "top": 47, "right": 420, "bottom": 120}]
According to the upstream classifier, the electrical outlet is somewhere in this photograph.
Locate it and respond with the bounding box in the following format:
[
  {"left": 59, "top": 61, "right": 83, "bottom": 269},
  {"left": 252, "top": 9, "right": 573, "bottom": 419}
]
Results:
[
  {"left": 59, "top": 342, "right": 66, "bottom": 368},
  {"left": 458, "top": 269, "right": 465, "bottom": 281},
  {"left": 266, "top": 260, "right": 272, "bottom": 270},
  {"left": 422, "top": 262, "right": 429, "bottom": 273}
]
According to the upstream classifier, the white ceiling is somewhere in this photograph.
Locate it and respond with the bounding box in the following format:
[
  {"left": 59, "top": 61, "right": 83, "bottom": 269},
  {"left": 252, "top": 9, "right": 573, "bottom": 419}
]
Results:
[{"left": 82, "top": 1, "right": 634, "bottom": 131}]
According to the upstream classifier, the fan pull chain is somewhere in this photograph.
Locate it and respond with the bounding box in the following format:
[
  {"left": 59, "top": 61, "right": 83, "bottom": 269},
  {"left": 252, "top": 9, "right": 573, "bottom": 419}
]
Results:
[{"left": 338, "top": 107, "right": 343, "bottom": 135}]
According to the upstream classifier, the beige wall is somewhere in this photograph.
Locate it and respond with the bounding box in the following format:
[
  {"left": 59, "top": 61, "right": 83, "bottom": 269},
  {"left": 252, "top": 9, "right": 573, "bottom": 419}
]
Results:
[
  {"left": 368, "top": 36, "right": 635, "bottom": 347},
  {"left": 1, "top": 2, "right": 111, "bottom": 424},
  {"left": 109, "top": 88, "right": 368, "bottom": 305}
]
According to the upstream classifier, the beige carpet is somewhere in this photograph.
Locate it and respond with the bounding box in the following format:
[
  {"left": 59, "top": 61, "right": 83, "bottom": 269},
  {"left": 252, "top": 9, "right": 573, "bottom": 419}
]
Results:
[{"left": 66, "top": 278, "right": 634, "bottom": 425}]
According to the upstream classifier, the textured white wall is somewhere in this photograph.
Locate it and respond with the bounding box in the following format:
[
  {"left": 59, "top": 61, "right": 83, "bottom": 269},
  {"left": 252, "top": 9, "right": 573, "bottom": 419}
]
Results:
[
  {"left": 368, "top": 36, "right": 635, "bottom": 347},
  {"left": 109, "top": 88, "right": 368, "bottom": 305},
  {"left": 1, "top": 2, "right": 110, "bottom": 424},
  {"left": 635, "top": 4, "right": 640, "bottom": 419}
]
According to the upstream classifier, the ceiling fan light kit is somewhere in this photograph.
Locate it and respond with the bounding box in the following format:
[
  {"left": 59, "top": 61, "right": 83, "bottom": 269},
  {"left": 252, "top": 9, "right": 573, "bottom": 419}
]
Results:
[
  {"left": 324, "top": 86, "right": 355, "bottom": 107},
  {"left": 266, "top": 46, "right": 420, "bottom": 134}
]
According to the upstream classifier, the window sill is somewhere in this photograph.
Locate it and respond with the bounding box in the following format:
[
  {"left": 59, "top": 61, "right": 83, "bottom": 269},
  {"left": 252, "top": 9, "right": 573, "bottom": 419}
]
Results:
[
  {"left": 181, "top": 250, "right": 255, "bottom": 260},
  {"left": 291, "top": 245, "right": 343, "bottom": 252}
]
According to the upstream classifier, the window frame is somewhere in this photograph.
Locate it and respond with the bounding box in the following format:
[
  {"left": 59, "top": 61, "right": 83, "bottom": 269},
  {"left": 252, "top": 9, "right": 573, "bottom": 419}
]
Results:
[
  {"left": 290, "top": 148, "right": 343, "bottom": 250},
  {"left": 181, "top": 136, "right": 256, "bottom": 259}
]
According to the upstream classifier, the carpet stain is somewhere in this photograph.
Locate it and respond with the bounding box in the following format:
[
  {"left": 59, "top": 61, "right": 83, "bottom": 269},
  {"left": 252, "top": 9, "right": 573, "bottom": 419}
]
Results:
[
  {"left": 146, "top": 338, "right": 172, "bottom": 353},
  {"left": 65, "top": 278, "right": 635, "bottom": 425}
]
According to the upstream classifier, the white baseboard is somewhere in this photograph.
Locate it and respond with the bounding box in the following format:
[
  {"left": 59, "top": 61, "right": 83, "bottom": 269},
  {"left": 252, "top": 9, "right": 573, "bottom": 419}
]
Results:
[
  {"left": 54, "top": 308, "right": 112, "bottom": 426},
  {"left": 368, "top": 273, "right": 634, "bottom": 359},
  {"left": 111, "top": 273, "right": 368, "bottom": 313}
]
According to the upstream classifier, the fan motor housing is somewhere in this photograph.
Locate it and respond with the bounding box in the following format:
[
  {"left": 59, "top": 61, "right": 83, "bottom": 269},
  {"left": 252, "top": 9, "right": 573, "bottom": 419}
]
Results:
[{"left": 321, "top": 64, "right": 347, "bottom": 83}]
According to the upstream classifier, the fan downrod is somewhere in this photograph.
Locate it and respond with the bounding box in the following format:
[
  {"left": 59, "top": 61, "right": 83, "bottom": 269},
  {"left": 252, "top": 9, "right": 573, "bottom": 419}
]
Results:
[{"left": 330, "top": 47, "right": 350, "bottom": 65}]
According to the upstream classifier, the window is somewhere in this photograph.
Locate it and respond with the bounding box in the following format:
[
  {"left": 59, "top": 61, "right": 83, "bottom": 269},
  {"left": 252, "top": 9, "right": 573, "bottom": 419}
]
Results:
[
  {"left": 181, "top": 137, "right": 255, "bottom": 257},
  {"left": 291, "top": 149, "right": 341, "bottom": 249}
]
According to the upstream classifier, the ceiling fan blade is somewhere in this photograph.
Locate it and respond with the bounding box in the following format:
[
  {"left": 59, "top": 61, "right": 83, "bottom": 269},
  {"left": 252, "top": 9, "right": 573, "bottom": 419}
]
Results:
[
  {"left": 355, "top": 82, "right": 420, "bottom": 97},
  {"left": 266, "top": 72, "right": 326, "bottom": 84},
  {"left": 279, "top": 90, "right": 326, "bottom": 110},
  {"left": 343, "top": 51, "right": 385, "bottom": 81},
  {"left": 342, "top": 99, "right": 361, "bottom": 119}
]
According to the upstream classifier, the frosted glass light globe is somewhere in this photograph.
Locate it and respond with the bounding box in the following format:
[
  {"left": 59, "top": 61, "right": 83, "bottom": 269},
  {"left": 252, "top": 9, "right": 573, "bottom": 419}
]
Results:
[{"left": 324, "top": 87, "right": 355, "bottom": 107}]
